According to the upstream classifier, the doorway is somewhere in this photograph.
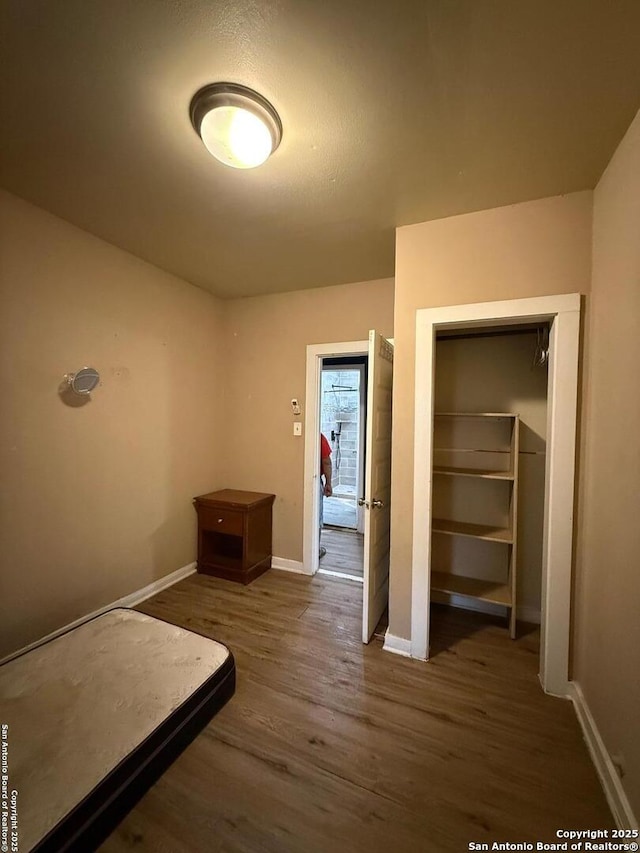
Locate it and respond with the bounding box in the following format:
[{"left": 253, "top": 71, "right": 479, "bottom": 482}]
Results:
[
  {"left": 303, "top": 332, "right": 394, "bottom": 643},
  {"left": 303, "top": 341, "right": 368, "bottom": 574},
  {"left": 411, "top": 294, "right": 581, "bottom": 696},
  {"left": 318, "top": 355, "right": 368, "bottom": 583},
  {"left": 319, "top": 357, "right": 367, "bottom": 582},
  {"left": 320, "top": 357, "right": 367, "bottom": 534}
]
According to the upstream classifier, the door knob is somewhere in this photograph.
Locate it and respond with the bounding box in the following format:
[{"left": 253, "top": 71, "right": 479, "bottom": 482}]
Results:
[
  {"left": 357, "top": 498, "right": 369, "bottom": 508},
  {"left": 371, "top": 499, "right": 385, "bottom": 509}
]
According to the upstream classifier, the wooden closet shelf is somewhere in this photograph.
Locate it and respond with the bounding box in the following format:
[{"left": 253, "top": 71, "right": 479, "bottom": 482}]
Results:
[
  {"left": 432, "top": 518, "right": 513, "bottom": 544},
  {"left": 435, "top": 412, "right": 518, "bottom": 419},
  {"left": 433, "top": 466, "right": 514, "bottom": 480},
  {"left": 429, "top": 412, "right": 519, "bottom": 639},
  {"left": 434, "top": 447, "right": 511, "bottom": 454},
  {"left": 430, "top": 570, "right": 512, "bottom": 606}
]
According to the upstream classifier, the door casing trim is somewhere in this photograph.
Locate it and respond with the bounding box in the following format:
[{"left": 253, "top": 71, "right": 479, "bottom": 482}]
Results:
[
  {"left": 303, "top": 341, "right": 368, "bottom": 575},
  {"left": 411, "top": 293, "right": 581, "bottom": 696}
]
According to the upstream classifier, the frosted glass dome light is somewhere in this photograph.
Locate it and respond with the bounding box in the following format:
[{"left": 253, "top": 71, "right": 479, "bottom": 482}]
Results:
[{"left": 190, "top": 83, "right": 282, "bottom": 170}]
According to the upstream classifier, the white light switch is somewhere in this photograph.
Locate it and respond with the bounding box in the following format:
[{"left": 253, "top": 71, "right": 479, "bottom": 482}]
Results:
[{"left": 293, "top": 422, "right": 302, "bottom": 436}]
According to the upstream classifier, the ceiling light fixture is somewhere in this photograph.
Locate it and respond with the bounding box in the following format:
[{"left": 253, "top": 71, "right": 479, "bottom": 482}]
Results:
[{"left": 189, "top": 82, "right": 282, "bottom": 170}]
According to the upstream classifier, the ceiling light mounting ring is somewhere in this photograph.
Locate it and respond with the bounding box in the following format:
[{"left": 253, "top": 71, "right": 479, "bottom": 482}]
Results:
[{"left": 189, "top": 82, "right": 282, "bottom": 169}]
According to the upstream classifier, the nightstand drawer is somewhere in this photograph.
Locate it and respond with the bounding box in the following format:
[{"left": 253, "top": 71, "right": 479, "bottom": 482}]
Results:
[{"left": 197, "top": 506, "right": 244, "bottom": 536}]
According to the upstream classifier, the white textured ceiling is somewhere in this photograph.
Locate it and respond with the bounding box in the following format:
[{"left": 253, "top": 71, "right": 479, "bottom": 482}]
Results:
[{"left": 1, "top": 1, "right": 640, "bottom": 298}]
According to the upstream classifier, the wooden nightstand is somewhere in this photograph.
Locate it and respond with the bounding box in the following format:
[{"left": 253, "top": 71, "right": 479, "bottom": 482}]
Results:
[{"left": 193, "top": 489, "right": 276, "bottom": 584}]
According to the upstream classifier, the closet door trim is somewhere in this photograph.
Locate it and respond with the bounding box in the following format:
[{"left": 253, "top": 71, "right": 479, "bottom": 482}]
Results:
[{"left": 411, "top": 293, "right": 581, "bottom": 697}]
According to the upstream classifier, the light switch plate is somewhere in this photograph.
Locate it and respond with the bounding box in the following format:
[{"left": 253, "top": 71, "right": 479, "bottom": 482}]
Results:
[{"left": 293, "top": 422, "right": 302, "bottom": 436}]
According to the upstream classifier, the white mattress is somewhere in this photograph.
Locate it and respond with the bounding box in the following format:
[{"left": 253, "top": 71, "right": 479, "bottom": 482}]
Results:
[{"left": 0, "top": 608, "right": 231, "bottom": 851}]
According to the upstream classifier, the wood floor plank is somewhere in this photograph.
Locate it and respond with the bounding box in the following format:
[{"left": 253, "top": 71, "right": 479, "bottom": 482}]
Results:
[
  {"left": 100, "top": 570, "right": 612, "bottom": 852},
  {"left": 320, "top": 528, "right": 364, "bottom": 577}
]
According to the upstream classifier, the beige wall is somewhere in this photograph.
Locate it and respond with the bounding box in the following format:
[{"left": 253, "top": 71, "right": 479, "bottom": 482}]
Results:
[
  {"left": 0, "top": 191, "right": 225, "bottom": 656},
  {"left": 220, "top": 280, "right": 394, "bottom": 561},
  {"left": 390, "top": 191, "right": 593, "bottom": 640},
  {"left": 575, "top": 110, "right": 640, "bottom": 817},
  {"left": 0, "top": 189, "right": 393, "bottom": 655},
  {"left": 434, "top": 332, "right": 548, "bottom": 616}
]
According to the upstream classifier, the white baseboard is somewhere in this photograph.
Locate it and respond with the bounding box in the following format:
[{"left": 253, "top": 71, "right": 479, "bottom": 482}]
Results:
[
  {"left": 568, "top": 682, "right": 638, "bottom": 830},
  {"left": 317, "top": 568, "right": 364, "bottom": 584},
  {"left": 125, "top": 561, "right": 197, "bottom": 606},
  {"left": 271, "top": 556, "right": 310, "bottom": 575},
  {"left": 0, "top": 561, "right": 197, "bottom": 665},
  {"left": 271, "top": 558, "right": 363, "bottom": 583},
  {"left": 382, "top": 630, "right": 412, "bottom": 658}
]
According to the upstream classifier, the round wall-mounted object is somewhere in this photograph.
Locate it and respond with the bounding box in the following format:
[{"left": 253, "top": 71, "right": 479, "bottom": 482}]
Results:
[{"left": 66, "top": 367, "right": 100, "bottom": 395}]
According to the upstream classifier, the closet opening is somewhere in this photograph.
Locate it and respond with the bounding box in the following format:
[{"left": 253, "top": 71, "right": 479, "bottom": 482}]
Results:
[
  {"left": 429, "top": 324, "right": 550, "bottom": 648},
  {"left": 411, "top": 294, "right": 581, "bottom": 696}
]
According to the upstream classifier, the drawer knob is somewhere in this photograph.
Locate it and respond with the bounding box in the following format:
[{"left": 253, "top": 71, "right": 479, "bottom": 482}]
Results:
[{"left": 217, "top": 518, "right": 223, "bottom": 523}]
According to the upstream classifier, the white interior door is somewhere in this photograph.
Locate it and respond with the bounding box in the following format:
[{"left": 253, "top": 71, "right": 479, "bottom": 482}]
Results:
[
  {"left": 362, "top": 330, "right": 394, "bottom": 643},
  {"left": 357, "top": 363, "right": 367, "bottom": 534}
]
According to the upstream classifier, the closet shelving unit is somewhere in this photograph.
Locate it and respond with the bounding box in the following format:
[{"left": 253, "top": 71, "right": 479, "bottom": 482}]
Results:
[{"left": 430, "top": 412, "right": 519, "bottom": 638}]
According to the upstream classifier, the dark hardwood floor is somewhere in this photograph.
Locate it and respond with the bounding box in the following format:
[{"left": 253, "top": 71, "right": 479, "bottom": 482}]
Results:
[
  {"left": 319, "top": 526, "right": 364, "bottom": 578},
  {"left": 100, "top": 570, "right": 612, "bottom": 853}
]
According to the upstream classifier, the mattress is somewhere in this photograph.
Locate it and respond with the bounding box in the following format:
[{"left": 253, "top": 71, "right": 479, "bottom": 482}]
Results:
[{"left": 0, "top": 608, "right": 235, "bottom": 852}]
